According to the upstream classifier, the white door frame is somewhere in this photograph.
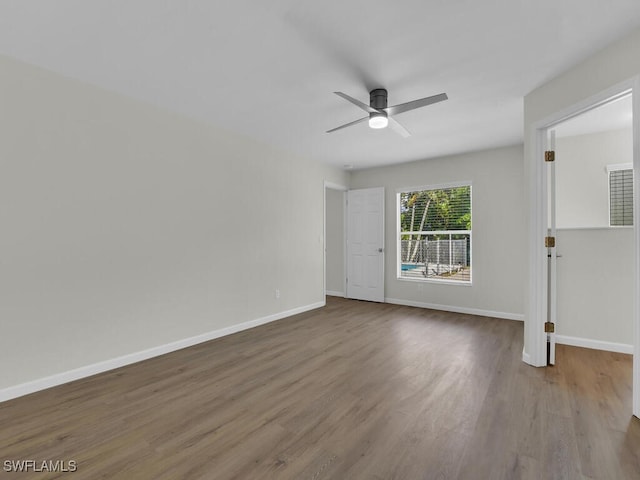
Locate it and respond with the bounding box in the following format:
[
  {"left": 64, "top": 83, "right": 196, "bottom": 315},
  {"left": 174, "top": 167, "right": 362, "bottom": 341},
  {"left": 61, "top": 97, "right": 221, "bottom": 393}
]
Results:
[
  {"left": 526, "top": 76, "right": 640, "bottom": 417},
  {"left": 323, "top": 181, "right": 348, "bottom": 298}
]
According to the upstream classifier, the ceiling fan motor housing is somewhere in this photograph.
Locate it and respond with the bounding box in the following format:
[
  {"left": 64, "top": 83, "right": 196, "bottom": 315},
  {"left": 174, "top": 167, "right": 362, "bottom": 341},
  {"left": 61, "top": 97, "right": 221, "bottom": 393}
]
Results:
[
  {"left": 369, "top": 88, "right": 388, "bottom": 126},
  {"left": 369, "top": 89, "right": 388, "bottom": 110}
]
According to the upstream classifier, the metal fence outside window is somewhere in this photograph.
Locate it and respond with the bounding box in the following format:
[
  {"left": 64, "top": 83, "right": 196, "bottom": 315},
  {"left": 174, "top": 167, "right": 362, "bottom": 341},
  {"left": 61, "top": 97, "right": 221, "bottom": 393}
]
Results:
[{"left": 400, "top": 232, "right": 471, "bottom": 281}]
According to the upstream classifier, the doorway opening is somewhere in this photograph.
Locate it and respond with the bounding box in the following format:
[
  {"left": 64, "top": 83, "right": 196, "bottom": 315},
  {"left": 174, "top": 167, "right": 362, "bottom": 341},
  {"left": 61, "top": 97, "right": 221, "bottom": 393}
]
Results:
[
  {"left": 324, "top": 184, "right": 386, "bottom": 303},
  {"left": 529, "top": 79, "right": 639, "bottom": 418},
  {"left": 552, "top": 95, "right": 634, "bottom": 356},
  {"left": 324, "top": 182, "right": 347, "bottom": 299}
]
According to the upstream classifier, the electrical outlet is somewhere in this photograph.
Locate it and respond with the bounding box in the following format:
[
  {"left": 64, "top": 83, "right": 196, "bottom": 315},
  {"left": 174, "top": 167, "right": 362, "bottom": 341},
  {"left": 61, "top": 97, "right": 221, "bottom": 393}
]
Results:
[{"left": 275, "top": 289, "right": 280, "bottom": 299}]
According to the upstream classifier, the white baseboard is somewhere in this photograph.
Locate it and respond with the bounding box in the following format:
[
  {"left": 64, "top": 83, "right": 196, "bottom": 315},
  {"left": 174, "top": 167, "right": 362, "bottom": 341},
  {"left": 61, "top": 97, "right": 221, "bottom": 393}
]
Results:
[
  {"left": 325, "top": 290, "right": 345, "bottom": 298},
  {"left": 555, "top": 334, "right": 634, "bottom": 355},
  {"left": 0, "top": 301, "right": 325, "bottom": 403},
  {"left": 522, "top": 348, "right": 532, "bottom": 365},
  {"left": 384, "top": 297, "right": 524, "bottom": 322}
]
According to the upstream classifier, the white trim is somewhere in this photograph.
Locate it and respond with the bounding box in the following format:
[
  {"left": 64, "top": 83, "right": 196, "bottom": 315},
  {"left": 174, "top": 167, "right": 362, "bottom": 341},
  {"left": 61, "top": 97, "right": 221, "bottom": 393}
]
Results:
[
  {"left": 535, "top": 82, "right": 633, "bottom": 131},
  {"left": 397, "top": 276, "right": 472, "bottom": 287},
  {"left": 323, "top": 183, "right": 327, "bottom": 298},
  {"left": 343, "top": 191, "right": 348, "bottom": 295},
  {"left": 395, "top": 180, "right": 473, "bottom": 194},
  {"left": 522, "top": 348, "right": 531, "bottom": 364},
  {"left": 0, "top": 301, "right": 324, "bottom": 403},
  {"left": 396, "top": 191, "right": 402, "bottom": 280},
  {"left": 633, "top": 76, "right": 640, "bottom": 418},
  {"left": 385, "top": 297, "right": 524, "bottom": 321},
  {"left": 526, "top": 122, "right": 548, "bottom": 367},
  {"left": 324, "top": 181, "right": 348, "bottom": 192},
  {"left": 606, "top": 162, "right": 633, "bottom": 172},
  {"left": 556, "top": 335, "right": 634, "bottom": 355},
  {"left": 325, "top": 290, "right": 345, "bottom": 297}
]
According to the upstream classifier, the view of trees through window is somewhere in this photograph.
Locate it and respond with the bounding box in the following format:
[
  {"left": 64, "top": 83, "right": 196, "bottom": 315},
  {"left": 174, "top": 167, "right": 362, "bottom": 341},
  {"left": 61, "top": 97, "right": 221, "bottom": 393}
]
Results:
[{"left": 398, "top": 185, "right": 471, "bottom": 282}]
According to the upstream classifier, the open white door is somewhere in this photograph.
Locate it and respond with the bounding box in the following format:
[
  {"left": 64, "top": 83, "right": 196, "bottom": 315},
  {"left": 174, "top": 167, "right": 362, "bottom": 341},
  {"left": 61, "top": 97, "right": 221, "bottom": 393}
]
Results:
[
  {"left": 546, "top": 130, "right": 557, "bottom": 365},
  {"left": 347, "top": 187, "right": 385, "bottom": 302}
]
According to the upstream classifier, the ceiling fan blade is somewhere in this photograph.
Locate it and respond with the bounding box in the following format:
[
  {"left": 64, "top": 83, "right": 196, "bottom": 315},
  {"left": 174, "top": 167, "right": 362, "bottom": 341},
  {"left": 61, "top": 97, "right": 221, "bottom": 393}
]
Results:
[
  {"left": 326, "top": 116, "right": 369, "bottom": 133},
  {"left": 388, "top": 117, "right": 411, "bottom": 138},
  {"left": 334, "top": 92, "right": 380, "bottom": 114},
  {"left": 385, "top": 93, "right": 448, "bottom": 116}
]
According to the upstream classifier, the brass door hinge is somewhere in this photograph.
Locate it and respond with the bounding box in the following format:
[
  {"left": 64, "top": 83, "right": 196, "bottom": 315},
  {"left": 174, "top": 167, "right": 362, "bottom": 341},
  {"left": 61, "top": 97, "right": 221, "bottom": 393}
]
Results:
[
  {"left": 545, "top": 236, "right": 556, "bottom": 248},
  {"left": 544, "top": 322, "right": 555, "bottom": 333},
  {"left": 544, "top": 150, "right": 555, "bottom": 162}
]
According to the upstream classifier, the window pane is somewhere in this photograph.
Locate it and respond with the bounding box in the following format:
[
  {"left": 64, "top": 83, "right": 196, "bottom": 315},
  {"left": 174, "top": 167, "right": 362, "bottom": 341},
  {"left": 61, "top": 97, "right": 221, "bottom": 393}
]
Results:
[
  {"left": 398, "top": 186, "right": 471, "bottom": 283},
  {"left": 610, "top": 169, "right": 633, "bottom": 226}
]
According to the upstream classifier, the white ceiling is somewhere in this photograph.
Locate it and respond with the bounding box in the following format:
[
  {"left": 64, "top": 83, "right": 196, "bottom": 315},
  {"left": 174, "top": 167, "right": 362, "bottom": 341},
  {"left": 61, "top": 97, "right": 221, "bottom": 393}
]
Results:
[{"left": 1, "top": 1, "right": 640, "bottom": 169}]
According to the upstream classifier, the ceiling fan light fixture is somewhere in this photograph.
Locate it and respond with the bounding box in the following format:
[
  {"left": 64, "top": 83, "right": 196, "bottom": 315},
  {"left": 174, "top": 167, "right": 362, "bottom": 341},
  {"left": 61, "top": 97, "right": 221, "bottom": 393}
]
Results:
[{"left": 369, "top": 112, "right": 388, "bottom": 129}]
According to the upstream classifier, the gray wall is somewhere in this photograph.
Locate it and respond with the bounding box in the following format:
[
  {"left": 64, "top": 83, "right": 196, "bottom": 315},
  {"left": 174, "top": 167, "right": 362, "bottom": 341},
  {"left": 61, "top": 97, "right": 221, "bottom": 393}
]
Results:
[
  {"left": 0, "top": 55, "right": 348, "bottom": 391},
  {"left": 556, "top": 128, "right": 633, "bottom": 229},
  {"left": 556, "top": 228, "right": 633, "bottom": 347},
  {"left": 350, "top": 144, "right": 525, "bottom": 319}
]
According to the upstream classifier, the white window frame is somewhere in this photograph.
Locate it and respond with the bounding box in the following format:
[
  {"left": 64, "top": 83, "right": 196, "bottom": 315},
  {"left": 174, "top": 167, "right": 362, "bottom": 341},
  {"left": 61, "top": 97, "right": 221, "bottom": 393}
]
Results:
[
  {"left": 607, "top": 162, "right": 634, "bottom": 228},
  {"left": 396, "top": 181, "right": 472, "bottom": 286}
]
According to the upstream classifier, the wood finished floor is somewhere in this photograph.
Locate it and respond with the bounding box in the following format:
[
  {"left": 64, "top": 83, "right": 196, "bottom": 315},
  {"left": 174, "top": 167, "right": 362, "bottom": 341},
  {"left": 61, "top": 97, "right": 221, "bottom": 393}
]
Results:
[{"left": 1, "top": 297, "right": 638, "bottom": 479}]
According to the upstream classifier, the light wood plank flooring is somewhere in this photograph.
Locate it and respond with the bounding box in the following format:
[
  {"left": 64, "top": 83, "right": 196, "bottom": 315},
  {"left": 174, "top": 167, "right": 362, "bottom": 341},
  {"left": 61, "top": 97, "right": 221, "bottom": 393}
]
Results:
[{"left": 1, "top": 297, "right": 638, "bottom": 479}]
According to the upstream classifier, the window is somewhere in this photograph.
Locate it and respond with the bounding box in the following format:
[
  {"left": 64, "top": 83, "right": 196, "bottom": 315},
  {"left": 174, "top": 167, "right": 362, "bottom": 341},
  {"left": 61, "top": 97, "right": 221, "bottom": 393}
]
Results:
[
  {"left": 608, "top": 164, "right": 633, "bottom": 226},
  {"left": 398, "top": 184, "right": 471, "bottom": 283}
]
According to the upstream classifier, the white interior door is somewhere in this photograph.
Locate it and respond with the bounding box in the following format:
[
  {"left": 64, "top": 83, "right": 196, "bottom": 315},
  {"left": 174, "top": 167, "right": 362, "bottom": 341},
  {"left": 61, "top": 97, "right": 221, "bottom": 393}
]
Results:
[
  {"left": 547, "top": 129, "right": 557, "bottom": 365},
  {"left": 347, "top": 187, "right": 385, "bottom": 302}
]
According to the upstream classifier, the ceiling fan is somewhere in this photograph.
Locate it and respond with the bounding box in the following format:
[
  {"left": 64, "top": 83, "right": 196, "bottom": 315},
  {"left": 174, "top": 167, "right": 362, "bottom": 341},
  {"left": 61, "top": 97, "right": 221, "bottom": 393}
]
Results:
[{"left": 327, "top": 89, "right": 448, "bottom": 137}]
